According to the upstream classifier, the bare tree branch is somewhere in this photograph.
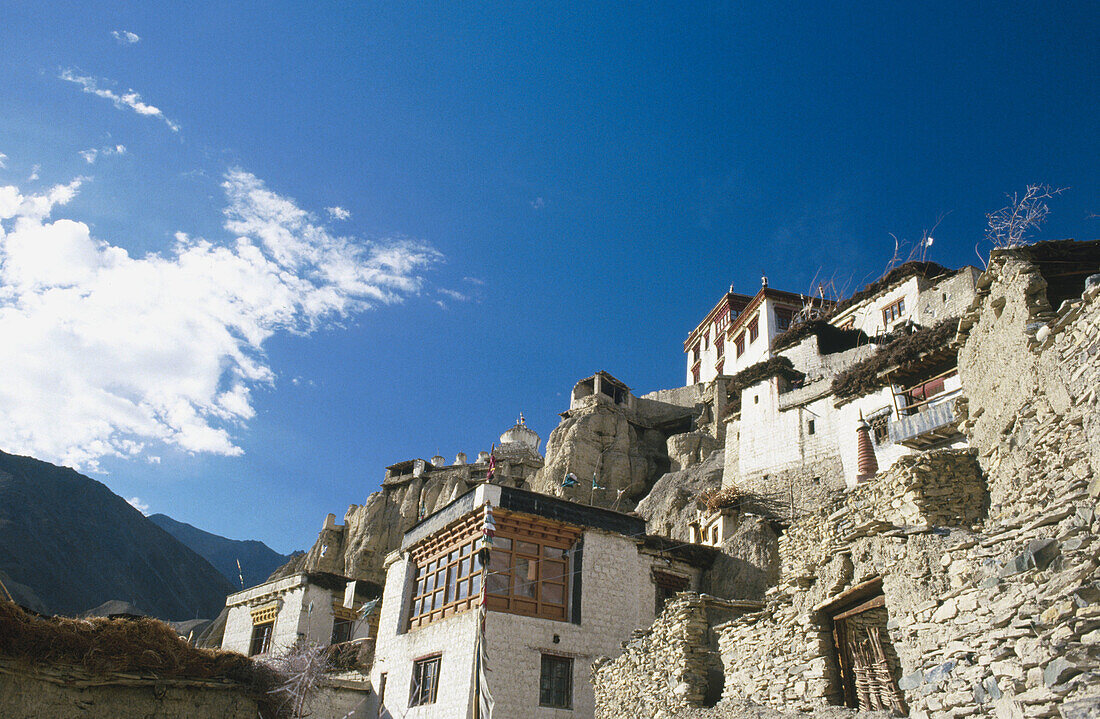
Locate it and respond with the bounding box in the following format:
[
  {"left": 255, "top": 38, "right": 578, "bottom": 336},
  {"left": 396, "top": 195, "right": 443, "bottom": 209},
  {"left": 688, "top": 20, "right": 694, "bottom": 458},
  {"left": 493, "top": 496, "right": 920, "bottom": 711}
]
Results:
[{"left": 985, "top": 184, "right": 1067, "bottom": 250}]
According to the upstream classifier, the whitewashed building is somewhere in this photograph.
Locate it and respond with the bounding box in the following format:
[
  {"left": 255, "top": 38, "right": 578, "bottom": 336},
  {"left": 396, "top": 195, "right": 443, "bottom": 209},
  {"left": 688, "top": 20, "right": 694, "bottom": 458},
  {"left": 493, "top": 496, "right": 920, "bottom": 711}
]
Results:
[
  {"left": 684, "top": 281, "right": 819, "bottom": 385},
  {"left": 371, "top": 483, "right": 716, "bottom": 718},
  {"left": 222, "top": 571, "right": 380, "bottom": 658}
]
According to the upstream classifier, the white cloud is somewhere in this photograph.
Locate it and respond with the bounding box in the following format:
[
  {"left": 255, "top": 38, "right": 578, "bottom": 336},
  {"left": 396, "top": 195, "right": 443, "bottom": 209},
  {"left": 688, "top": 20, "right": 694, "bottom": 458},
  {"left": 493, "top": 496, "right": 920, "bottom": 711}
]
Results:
[
  {"left": 462, "top": 276, "right": 485, "bottom": 285},
  {"left": 79, "top": 144, "right": 126, "bottom": 164},
  {"left": 0, "top": 169, "right": 440, "bottom": 470},
  {"left": 530, "top": 196, "right": 546, "bottom": 210},
  {"left": 27, "top": 165, "right": 40, "bottom": 181},
  {"left": 326, "top": 206, "right": 351, "bottom": 221},
  {"left": 112, "top": 30, "right": 141, "bottom": 45},
  {"left": 0, "top": 153, "right": 7, "bottom": 169},
  {"left": 438, "top": 288, "right": 468, "bottom": 301},
  {"left": 127, "top": 496, "right": 150, "bottom": 514},
  {"left": 59, "top": 70, "right": 179, "bottom": 132}
]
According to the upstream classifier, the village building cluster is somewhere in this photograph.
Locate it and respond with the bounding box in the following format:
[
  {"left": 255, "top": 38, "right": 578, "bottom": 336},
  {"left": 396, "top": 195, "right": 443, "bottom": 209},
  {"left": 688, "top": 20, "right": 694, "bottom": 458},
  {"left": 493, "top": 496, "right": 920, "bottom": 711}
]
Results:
[{"left": 206, "top": 238, "right": 1100, "bottom": 719}]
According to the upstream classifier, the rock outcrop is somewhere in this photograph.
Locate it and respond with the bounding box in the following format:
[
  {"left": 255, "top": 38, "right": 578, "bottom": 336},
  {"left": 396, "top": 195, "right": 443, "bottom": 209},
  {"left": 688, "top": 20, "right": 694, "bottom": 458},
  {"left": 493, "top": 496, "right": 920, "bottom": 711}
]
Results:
[{"left": 529, "top": 400, "right": 671, "bottom": 510}]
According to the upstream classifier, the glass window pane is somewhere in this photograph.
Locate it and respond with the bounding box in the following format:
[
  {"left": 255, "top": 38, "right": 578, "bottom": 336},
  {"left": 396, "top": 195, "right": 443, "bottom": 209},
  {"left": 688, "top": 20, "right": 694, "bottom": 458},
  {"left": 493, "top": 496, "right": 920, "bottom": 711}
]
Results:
[
  {"left": 543, "top": 560, "right": 565, "bottom": 582},
  {"left": 459, "top": 557, "right": 469, "bottom": 577},
  {"left": 457, "top": 579, "right": 468, "bottom": 600},
  {"left": 489, "top": 550, "right": 510, "bottom": 572},
  {"left": 446, "top": 566, "right": 456, "bottom": 603},
  {"left": 424, "top": 573, "right": 435, "bottom": 593},
  {"left": 544, "top": 545, "right": 567, "bottom": 559},
  {"left": 470, "top": 572, "right": 481, "bottom": 597},
  {"left": 460, "top": 541, "right": 471, "bottom": 556},
  {"left": 486, "top": 571, "right": 507, "bottom": 595},
  {"left": 542, "top": 583, "right": 564, "bottom": 605},
  {"left": 514, "top": 557, "right": 537, "bottom": 598},
  {"left": 449, "top": 549, "right": 458, "bottom": 563},
  {"left": 494, "top": 537, "right": 512, "bottom": 550},
  {"left": 516, "top": 540, "right": 538, "bottom": 556}
]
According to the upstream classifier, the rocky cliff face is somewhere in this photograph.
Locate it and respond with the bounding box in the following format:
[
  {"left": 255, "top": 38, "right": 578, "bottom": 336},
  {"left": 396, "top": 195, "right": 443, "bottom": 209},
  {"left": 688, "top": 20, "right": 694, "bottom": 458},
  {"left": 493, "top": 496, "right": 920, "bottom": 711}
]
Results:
[
  {"left": 527, "top": 396, "right": 688, "bottom": 510},
  {"left": 0, "top": 450, "right": 233, "bottom": 620},
  {"left": 271, "top": 461, "right": 502, "bottom": 585}
]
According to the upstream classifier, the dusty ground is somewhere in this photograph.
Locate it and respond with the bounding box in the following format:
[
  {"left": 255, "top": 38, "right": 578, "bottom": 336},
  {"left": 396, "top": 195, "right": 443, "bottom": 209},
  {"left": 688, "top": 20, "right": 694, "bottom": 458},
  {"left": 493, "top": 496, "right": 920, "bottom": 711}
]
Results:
[{"left": 673, "top": 700, "right": 893, "bottom": 719}]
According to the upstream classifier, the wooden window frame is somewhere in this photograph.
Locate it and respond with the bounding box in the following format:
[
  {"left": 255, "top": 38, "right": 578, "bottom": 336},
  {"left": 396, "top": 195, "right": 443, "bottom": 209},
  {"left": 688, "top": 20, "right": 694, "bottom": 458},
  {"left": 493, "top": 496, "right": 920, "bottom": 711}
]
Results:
[
  {"left": 484, "top": 511, "right": 580, "bottom": 622},
  {"left": 748, "top": 315, "right": 759, "bottom": 343},
  {"left": 409, "top": 654, "right": 442, "bottom": 707},
  {"left": 734, "top": 332, "right": 745, "bottom": 357},
  {"left": 408, "top": 511, "right": 486, "bottom": 630},
  {"left": 881, "top": 298, "right": 905, "bottom": 325},
  {"left": 539, "top": 654, "right": 574, "bottom": 709},
  {"left": 249, "top": 621, "right": 273, "bottom": 656}
]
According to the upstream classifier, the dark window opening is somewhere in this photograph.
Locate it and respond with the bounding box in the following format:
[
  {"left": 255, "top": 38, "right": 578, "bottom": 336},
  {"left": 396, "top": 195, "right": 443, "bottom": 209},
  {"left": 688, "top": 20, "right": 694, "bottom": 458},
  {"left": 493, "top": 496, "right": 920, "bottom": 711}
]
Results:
[
  {"left": 807, "top": 419, "right": 815, "bottom": 435},
  {"left": 869, "top": 415, "right": 889, "bottom": 444},
  {"left": 653, "top": 571, "right": 691, "bottom": 614},
  {"left": 249, "top": 622, "right": 273, "bottom": 656},
  {"left": 735, "top": 333, "right": 745, "bottom": 357},
  {"left": 409, "top": 654, "right": 442, "bottom": 707},
  {"left": 331, "top": 615, "right": 354, "bottom": 644},
  {"left": 748, "top": 315, "right": 759, "bottom": 343},
  {"left": 540, "top": 654, "right": 573, "bottom": 709}
]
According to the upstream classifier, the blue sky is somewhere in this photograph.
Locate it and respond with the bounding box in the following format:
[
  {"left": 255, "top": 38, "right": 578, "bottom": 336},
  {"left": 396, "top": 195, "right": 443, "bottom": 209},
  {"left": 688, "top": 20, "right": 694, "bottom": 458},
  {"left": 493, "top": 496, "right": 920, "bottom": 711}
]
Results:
[{"left": 0, "top": 2, "right": 1096, "bottom": 554}]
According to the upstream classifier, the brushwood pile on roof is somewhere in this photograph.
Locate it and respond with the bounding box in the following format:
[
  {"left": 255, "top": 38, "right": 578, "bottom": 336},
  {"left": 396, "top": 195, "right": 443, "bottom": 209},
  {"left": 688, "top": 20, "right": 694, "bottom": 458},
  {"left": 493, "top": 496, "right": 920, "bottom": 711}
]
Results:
[{"left": 831, "top": 319, "right": 957, "bottom": 400}]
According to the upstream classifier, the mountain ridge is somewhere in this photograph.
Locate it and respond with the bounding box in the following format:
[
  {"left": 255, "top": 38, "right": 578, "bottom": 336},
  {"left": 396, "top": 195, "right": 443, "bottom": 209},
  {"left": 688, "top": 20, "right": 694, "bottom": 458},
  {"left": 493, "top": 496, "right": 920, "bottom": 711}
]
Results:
[{"left": 0, "top": 449, "right": 234, "bottom": 621}]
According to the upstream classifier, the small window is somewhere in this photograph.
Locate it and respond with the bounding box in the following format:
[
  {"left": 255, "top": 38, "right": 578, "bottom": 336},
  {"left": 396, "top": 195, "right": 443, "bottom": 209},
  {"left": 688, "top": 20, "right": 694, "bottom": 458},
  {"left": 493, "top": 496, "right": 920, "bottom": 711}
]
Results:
[
  {"left": 691, "top": 343, "right": 699, "bottom": 362},
  {"left": 753, "top": 395, "right": 759, "bottom": 404},
  {"left": 882, "top": 298, "right": 905, "bottom": 325},
  {"left": 410, "top": 654, "right": 442, "bottom": 707},
  {"left": 748, "top": 315, "right": 759, "bottom": 343},
  {"left": 331, "top": 615, "right": 354, "bottom": 644},
  {"left": 870, "top": 414, "right": 889, "bottom": 444},
  {"left": 775, "top": 308, "right": 793, "bottom": 332},
  {"left": 716, "top": 339, "right": 724, "bottom": 358},
  {"left": 540, "top": 654, "right": 573, "bottom": 709},
  {"left": 249, "top": 621, "right": 273, "bottom": 656},
  {"left": 692, "top": 365, "right": 700, "bottom": 383},
  {"left": 807, "top": 419, "right": 815, "bottom": 435},
  {"left": 735, "top": 333, "right": 745, "bottom": 357},
  {"left": 703, "top": 331, "right": 709, "bottom": 350}
]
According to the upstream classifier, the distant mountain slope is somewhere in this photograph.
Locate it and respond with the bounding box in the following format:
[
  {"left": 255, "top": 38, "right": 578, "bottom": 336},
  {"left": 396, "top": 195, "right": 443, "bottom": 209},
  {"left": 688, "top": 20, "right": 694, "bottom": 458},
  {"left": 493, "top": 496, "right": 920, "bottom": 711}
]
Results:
[
  {"left": 148, "top": 513, "right": 290, "bottom": 591},
  {"left": 0, "top": 450, "right": 234, "bottom": 621}
]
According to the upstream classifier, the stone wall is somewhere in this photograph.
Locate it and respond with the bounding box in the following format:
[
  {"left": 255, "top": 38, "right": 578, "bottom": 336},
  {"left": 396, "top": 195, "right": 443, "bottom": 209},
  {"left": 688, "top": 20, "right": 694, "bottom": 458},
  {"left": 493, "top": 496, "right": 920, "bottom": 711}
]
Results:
[
  {"left": 591, "top": 594, "right": 714, "bottom": 719},
  {"left": 703, "top": 246, "right": 1100, "bottom": 719},
  {"left": 0, "top": 661, "right": 260, "bottom": 719}
]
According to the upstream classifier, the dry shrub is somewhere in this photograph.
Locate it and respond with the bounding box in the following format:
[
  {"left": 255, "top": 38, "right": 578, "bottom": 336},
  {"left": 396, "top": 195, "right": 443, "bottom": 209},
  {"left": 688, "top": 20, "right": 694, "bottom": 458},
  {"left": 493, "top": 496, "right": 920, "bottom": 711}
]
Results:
[
  {"left": 0, "top": 600, "right": 261, "bottom": 682},
  {"left": 699, "top": 486, "right": 741, "bottom": 512},
  {"left": 831, "top": 319, "right": 957, "bottom": 400}
]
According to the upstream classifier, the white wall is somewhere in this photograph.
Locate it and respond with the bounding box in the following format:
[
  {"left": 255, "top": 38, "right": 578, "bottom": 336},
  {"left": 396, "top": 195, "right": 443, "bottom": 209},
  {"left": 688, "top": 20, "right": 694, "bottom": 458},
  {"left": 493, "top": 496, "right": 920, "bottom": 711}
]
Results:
[{"left": 373, "top": 527, "right": 702, "bottom": 719}]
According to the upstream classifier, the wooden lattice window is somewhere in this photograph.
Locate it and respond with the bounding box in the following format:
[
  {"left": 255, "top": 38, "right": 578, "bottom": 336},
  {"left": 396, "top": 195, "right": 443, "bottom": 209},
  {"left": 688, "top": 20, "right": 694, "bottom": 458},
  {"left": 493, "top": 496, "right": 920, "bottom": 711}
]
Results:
[
  {"left": 734, "top": 332, "right": 745, "bottom": 357},
  {"left": 748, "top": 315, "right": 759, "bottom": 343},
  {"left": 408, "top": 512, "right": 485, "bottom": 630},
  {"left": 485, "top": 511, "right": 580, "bottom": 621}
]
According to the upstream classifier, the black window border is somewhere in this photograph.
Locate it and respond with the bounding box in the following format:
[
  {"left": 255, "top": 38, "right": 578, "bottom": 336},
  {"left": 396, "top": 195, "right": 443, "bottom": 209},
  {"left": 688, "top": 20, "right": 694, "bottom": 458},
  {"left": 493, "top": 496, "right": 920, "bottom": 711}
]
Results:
[
  {"left": 409, "top": 653, "right": 442, "bottom": 707},
  {"left": 539, "top": 653, "right": 574, "bottom": 709}
]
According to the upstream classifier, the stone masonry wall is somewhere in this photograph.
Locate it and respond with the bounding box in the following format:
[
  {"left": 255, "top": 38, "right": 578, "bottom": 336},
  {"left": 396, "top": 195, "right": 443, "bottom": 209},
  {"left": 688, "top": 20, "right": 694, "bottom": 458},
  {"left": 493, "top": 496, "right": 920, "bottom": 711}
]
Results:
[
  {"left": 707, "top": 250, "right": 1100, "bottom": 719},
  {"left": 592, "top": 594, "right": 713, "bottom": 719},
  {"left": 0, "top": 661, "right": 259, "bottom": 719}
]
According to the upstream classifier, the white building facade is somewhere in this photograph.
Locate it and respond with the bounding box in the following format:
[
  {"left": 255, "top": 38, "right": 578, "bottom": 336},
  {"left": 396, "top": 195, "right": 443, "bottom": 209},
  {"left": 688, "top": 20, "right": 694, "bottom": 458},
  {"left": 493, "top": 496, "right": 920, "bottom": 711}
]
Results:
[
  {"left": 371, "top": 483, "right": 713, "bottom": 719},
  {"left": 222, "top": 572, "right": 378, "bottom": 658},
  {"left": 684, "top": 283, "right": 817, "bottom": 385}
]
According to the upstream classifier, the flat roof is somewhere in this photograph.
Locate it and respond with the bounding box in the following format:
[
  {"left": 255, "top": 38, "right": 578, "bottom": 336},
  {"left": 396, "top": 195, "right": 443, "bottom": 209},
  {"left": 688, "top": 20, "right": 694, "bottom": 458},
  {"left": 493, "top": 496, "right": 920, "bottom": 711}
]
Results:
[{"left": 401, "top": 484, "right": 647, "bottom": 551}]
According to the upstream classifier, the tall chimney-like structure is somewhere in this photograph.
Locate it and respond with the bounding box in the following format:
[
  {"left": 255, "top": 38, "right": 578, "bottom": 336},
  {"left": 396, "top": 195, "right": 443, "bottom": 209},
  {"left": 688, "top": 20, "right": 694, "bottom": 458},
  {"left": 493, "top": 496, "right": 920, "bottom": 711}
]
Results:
[{"left": 856, "top": 416, "right": 879, "bottom": 482}]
